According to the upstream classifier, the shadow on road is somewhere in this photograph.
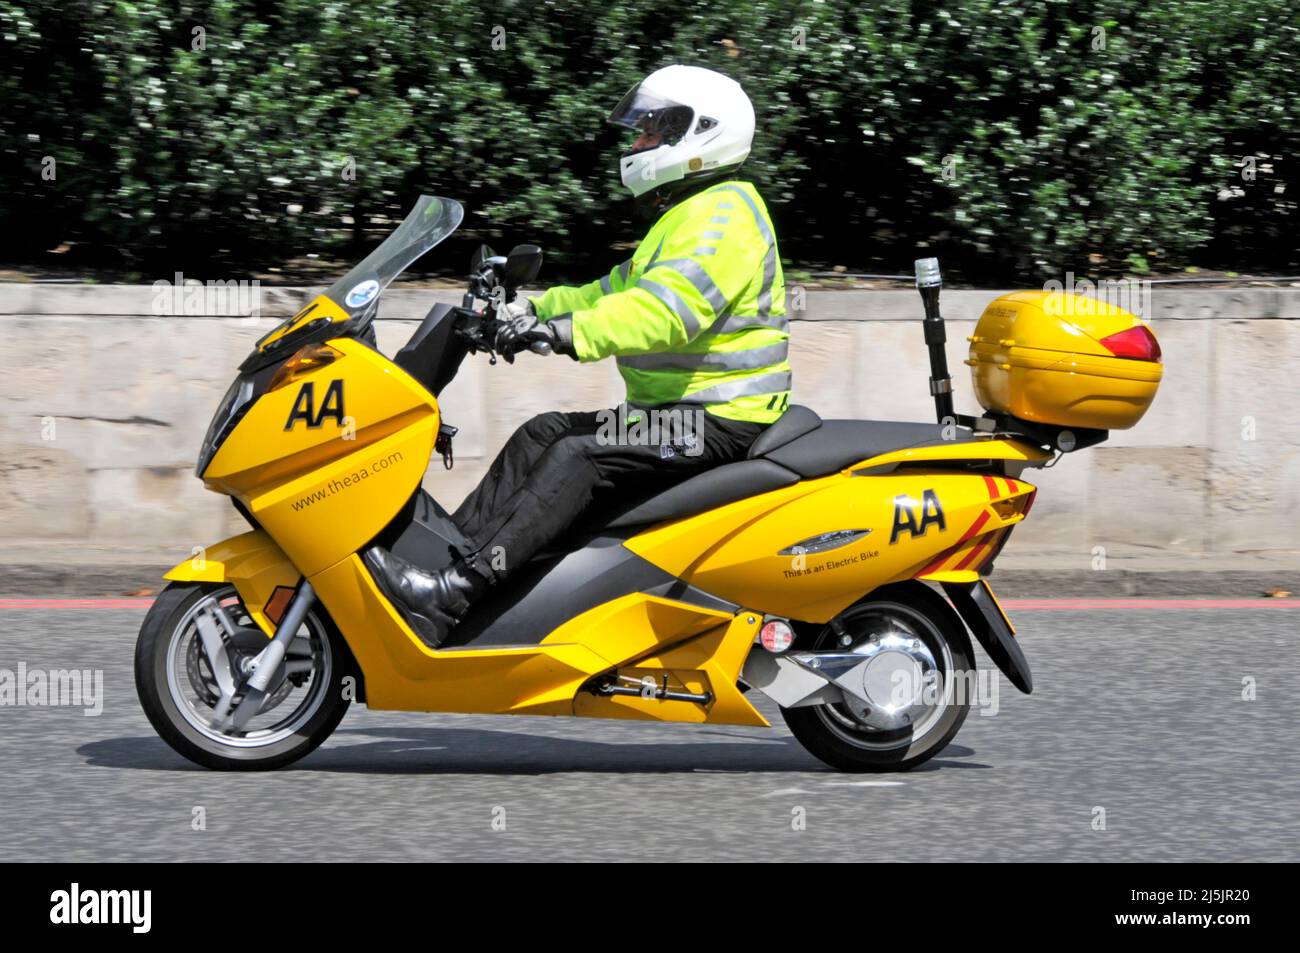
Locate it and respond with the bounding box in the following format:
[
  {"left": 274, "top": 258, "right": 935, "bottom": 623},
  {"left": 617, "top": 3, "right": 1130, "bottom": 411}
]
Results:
[{"left": 78, "top": 725, "right": 985, "bottom": 775}]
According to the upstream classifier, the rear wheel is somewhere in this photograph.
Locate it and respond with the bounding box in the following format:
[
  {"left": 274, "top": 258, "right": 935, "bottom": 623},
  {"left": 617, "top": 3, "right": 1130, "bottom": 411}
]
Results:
[
  {"left": 782, "top": 583, "right": 973, "bottom": 772},
  {"left": 135, "top": 582, "right": 350, "bottom": 770}
]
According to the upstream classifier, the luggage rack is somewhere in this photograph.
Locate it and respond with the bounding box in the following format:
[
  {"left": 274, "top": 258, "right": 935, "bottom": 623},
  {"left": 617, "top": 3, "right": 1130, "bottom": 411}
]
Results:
[
  {"left": 957, "top": 412, "right": 1109, "bottom": 454},
  {"left": 911, "top": 257, "right": 1108, "bottom": 456}
]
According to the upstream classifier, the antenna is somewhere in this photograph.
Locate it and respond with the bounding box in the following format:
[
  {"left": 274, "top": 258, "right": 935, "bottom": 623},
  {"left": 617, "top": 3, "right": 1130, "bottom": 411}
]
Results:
[{"left": 915, "top": 258, "right": 955, "bottom": 425}]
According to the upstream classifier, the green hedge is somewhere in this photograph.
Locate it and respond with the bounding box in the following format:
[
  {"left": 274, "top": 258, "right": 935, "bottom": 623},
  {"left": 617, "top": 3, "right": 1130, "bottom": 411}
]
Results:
[{"left": 1, "top": 0, "right": 1296, "bottom": 282}]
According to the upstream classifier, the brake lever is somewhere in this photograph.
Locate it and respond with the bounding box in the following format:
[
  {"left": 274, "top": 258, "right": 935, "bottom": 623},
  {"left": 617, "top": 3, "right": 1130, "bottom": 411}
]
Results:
[
  {"left": 456, "top": 307, "right": 504, "bottom": 364},
  {"left": 481, "top": 314, "right": 505, "bottom": 365}
]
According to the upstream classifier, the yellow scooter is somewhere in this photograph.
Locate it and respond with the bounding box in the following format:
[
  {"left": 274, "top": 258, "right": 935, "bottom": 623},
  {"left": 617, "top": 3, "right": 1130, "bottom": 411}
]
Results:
[{"left": 134, "top": 196, "right": 1163, "bottom": 771}]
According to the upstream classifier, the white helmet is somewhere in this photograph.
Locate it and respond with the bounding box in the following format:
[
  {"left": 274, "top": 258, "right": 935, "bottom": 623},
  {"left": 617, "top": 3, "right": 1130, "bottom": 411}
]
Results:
[{"left": 607, "top": 65, "right": 755, "bottom": 198}]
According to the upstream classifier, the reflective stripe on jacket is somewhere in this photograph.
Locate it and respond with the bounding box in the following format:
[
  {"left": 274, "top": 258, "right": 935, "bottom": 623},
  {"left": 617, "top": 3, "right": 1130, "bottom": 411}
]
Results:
[{"left": 530, "top": 180, "right": 790, "bottom": 423}]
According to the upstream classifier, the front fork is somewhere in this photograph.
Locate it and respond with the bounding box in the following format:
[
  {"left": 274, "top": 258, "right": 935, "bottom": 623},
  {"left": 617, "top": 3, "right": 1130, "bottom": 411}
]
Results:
[{"left": 217, "top": 581, "right": 318, "bottom": 730}]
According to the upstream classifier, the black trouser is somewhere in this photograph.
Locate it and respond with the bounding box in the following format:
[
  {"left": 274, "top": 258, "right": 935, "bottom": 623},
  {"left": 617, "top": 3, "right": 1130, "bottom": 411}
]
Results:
[{"left": 452, "top": 404, "right": 767, "bottom": 581}]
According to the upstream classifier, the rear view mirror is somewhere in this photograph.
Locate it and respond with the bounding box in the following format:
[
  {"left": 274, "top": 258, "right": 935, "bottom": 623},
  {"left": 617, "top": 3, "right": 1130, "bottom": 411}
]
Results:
[
  {"left": 470, "top": 244, "right": 496, "bottom": 274},
  {"left": 505, "top": 244, "right": 543, "bottom": 288}
]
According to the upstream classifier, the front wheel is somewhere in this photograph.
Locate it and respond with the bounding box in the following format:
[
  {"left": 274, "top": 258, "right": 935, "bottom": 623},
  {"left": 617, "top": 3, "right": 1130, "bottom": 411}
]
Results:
[
  {"left": 135, "top": 582, "right": 351, "bottom": 770},
  {"left": 782, "top": 583, "right": 974, "bottom": 772}
]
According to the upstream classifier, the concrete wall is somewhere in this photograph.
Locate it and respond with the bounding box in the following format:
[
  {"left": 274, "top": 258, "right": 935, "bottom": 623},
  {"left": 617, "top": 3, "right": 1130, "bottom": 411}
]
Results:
[{"left": 2, "top": 284, "right": 1298, "bottom": 560}]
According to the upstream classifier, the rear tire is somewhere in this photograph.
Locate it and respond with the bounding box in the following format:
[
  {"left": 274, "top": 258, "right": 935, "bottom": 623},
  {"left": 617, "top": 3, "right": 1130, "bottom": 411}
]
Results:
[
  {"left": 782, "top": 582, "right": 973, "bottom": 772},
  {"left": 135, "top": 582, "right": 351, "bottom": 771}
]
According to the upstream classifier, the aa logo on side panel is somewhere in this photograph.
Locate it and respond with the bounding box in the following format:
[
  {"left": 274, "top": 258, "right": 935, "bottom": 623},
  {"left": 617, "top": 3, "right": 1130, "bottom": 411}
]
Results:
[
  {"left": 890, "top": 488, "right": 945, "bottom": 543},
  {"left": 285, "top": 380, "right": 345, "bottom": 430}
]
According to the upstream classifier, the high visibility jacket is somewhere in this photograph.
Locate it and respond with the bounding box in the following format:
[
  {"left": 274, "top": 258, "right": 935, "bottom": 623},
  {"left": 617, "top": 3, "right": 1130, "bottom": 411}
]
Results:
[{"left": 530, "top": 180, "right": 790, "bottom": 424}]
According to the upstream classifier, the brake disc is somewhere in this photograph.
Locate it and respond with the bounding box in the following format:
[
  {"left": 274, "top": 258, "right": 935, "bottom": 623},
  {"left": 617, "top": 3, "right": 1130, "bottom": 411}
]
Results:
[{"left": 185, "top": 634, "right": 296, "bottom": 716}]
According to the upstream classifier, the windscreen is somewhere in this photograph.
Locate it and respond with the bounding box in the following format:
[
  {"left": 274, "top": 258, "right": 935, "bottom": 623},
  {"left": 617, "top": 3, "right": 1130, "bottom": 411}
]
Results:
[{"left": 324, "top": 195, "right": 465, "bottom": 318}]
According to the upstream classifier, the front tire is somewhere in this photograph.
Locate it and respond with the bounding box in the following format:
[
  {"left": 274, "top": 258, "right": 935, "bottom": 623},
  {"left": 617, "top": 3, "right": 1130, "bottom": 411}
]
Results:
[
  {"left": 135, "top": 582, "right": 351, "bottom": 770},
  {"left": 782, "top": 582, "right": 974, "bottom": 772}
]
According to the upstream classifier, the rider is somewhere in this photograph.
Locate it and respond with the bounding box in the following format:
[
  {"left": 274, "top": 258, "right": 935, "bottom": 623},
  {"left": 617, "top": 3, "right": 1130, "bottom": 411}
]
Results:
[{"left": 365, "top": 64, "right": 791, "bottom": 648}]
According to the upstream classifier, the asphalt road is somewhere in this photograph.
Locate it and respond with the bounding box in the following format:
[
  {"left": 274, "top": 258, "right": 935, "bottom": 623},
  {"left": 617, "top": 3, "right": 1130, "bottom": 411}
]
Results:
[{"left": 0, "top": 602, "right": 1295, "bottom": 862}]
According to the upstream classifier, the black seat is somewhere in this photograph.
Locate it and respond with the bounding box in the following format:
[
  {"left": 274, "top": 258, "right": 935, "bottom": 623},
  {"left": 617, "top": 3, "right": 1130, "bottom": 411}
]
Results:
[
  {"left": 582, "top": 406, "right": 970, "bottom": 531},
  {"left": 747, "top": 404, "right": 823, "bottom": 458},
  {"left": 604, "top": 458, "right": 800, "bottom": 529},
  {"left": 761, "top": 418, "right": 973, "bottom": 478}
]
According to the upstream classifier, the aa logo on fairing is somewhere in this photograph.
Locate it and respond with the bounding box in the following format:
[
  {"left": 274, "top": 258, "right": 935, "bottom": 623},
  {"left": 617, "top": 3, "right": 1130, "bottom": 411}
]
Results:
[
  {"left": 285, "top": 380, "right": 345, "bottom": 430},
  {"left": 890, "top": 489, "right": 946, "bottom": 543}
]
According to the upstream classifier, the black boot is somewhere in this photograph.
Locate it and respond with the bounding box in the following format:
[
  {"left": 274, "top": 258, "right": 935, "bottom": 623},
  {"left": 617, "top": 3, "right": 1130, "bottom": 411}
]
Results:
[{"left": 363, "top": 547, "right": 490, "bottom": 649}]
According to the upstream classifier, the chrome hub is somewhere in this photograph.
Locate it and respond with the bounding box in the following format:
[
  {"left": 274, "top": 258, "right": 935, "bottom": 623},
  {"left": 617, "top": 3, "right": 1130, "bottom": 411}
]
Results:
[{"left": 838, "top": 631, "right": 939, "bottom": 730}]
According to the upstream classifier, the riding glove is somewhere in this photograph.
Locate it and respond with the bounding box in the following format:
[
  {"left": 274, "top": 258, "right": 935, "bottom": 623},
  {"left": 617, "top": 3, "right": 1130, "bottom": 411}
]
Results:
[{"left": 495, "top": 311, "right": 576, "bottom": 362}]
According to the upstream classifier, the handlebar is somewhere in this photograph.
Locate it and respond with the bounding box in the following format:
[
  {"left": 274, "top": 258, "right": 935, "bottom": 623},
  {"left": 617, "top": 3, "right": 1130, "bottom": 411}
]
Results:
[
  {"left": 454, "top": 308, "right": 505, "bottom": 357},
  {"left": 456, "top": 242, "right": 546, "bottom": 364}
]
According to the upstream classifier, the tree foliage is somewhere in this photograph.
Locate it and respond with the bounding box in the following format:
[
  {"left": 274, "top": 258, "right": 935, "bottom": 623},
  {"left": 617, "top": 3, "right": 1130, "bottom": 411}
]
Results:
[{"left": 1, "top": 0, "right": 1295, "bottom": 281}]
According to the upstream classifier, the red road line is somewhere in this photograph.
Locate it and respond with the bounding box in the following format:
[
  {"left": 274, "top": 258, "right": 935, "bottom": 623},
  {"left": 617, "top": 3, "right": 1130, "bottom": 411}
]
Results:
[
  {"left": 0, "top": 598, "right": 155, "bottom": 609},
  {"left": 0, "top": 597, "right": 1294, "bottom": 611},
  {"left": 1002, "top": 599, "right": 1299, "bottom": 610}
]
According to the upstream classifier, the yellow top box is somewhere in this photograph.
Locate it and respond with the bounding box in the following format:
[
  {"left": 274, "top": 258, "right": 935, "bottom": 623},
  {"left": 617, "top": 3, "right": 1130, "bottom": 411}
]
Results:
[{"left": 967, "top": 290, "right": 1163, "bottom": 431}]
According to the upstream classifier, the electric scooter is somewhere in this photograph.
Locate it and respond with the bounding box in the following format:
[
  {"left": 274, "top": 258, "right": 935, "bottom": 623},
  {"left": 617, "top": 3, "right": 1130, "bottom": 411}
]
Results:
[{"left": 134, "top": 195, "right": 1163, "bottom": 771}]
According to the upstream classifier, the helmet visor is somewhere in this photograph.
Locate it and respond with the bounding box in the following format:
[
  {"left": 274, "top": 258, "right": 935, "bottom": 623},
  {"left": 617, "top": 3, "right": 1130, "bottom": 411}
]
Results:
[{"left": 607, "top": 83, "right": 695, "bottom": 152}]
